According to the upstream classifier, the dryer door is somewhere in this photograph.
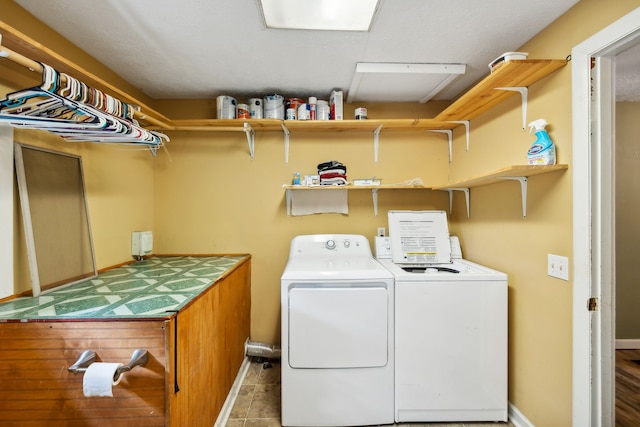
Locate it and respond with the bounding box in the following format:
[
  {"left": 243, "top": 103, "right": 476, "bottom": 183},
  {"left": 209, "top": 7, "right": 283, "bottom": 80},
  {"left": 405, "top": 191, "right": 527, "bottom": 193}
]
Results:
[{"left": 288, "top": 285, "right": 388, "bottom": 368}]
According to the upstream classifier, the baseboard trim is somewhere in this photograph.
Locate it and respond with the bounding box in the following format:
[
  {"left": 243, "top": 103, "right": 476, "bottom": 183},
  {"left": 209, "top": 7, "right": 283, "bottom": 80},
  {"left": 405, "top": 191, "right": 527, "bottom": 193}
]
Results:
[
  {"left": 214, "top": 356, "right": 252, "bottom": 427},
  {"left": 509, "top": 401, "right": 535, "bottom": 427},
  {"left": 616, "top": 339, "right": 640, "bottom": 349}
]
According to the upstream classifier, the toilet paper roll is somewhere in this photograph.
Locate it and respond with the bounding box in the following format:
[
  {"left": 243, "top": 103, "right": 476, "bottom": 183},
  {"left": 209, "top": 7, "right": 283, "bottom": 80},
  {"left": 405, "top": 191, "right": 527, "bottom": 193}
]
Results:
[{"left": 83, "top": 362, "right": 124, "bottom": 397}]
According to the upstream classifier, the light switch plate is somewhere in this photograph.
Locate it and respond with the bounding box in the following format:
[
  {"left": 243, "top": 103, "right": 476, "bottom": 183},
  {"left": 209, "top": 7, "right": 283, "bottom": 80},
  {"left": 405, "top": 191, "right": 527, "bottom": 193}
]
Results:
[{"left": 548, "top": 254, "right": 569, "bottom": 280}]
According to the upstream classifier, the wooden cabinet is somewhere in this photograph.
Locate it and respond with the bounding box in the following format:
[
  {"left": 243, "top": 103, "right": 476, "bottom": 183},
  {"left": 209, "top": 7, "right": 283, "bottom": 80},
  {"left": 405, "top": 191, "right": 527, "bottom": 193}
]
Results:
[{"left": 0, "top": 256, "right": 251, "bottom": 427}]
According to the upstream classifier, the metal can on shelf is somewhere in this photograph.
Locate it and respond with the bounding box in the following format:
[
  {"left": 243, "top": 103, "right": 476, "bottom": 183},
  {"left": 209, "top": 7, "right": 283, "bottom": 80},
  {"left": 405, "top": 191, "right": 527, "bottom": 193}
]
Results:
[
  {"left": 237, "top": 103, "right": 250, "bottom": 119},
  {"left": 248, "top": 98, "right": 263, "bottom": 119},
  {"left": 355, "top": 107, "right": 368, "bottom": 120},
  {"left": 216, "top": 95, "right": 237, "bottom": 119}
]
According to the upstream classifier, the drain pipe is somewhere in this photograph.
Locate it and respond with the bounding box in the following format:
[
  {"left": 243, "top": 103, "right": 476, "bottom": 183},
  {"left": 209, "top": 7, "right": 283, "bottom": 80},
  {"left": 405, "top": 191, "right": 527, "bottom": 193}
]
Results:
[{"left": 245, "top": 339, "right": 281, "bottom": 359}]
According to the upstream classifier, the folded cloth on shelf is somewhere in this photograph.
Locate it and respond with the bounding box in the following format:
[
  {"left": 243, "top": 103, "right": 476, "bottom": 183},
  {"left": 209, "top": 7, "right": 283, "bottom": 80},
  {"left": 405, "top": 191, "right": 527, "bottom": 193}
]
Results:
[
  {"left": 320, "top": 177, "right": 348, "bottom": 186},
  {"left": 319, "top": 172, "right": 347, "bottom": 179},
  {"left": 318, "top": 160, "right": 348, "bottom": 185},
  {"left": 319, "top": 168, "right": 347, "bottom": 176},
  {"left": 317, "top": 160, "right": 345, "bottom": 171},
  {"left": 318, "top": 160, "right": 346, "bottom": 173}
]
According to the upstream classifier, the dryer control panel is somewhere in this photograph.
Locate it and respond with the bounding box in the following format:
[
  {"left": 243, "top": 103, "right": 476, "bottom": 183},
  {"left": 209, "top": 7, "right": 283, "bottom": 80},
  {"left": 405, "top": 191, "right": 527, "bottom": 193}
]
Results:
[{"left": 288, "top": 234, "right": 373, "bottom": 258}]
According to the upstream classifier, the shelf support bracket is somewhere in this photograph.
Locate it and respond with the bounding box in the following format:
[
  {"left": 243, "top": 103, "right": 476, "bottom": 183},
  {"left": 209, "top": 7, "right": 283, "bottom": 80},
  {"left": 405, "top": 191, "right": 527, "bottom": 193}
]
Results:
[
  {"left": 285, "top": 188, "right": 292, "bottom": 216},
  {"left": 371, "top": 188, "right": 379, "bottom": 216},
  {"left": 243, "top": 122, "right": 255, "bottom": 158},
  {"left": 495, "top": 87, "right": 528, "bottom": 129},
  {"left": 498, "top": 176, "right": 528, "bottom": 218},
  {"left": 448, "top": 121, "right": 470, "bottom": 151},
  {"left": 281, "top": 123, "right": 290, "bottom": 163},
  {"left": 373, "top": 124, "right": 383, "bottom": 163},
  {"left": 427, "top": 129, "right": 453, "bottom": 162},
  {"left": 441, "top": 188, "right": 470, "bottom": 218}
]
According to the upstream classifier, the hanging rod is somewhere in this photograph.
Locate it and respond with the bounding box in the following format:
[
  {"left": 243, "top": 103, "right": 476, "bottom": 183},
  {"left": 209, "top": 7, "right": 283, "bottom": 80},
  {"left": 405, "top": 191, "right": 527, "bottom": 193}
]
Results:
[{"left": 0, "top": 42, "right": 172, "bottom": 130}]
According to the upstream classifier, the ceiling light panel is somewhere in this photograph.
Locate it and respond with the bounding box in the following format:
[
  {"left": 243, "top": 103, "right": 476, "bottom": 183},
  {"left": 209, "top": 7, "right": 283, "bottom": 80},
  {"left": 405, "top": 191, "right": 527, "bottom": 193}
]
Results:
[
  {"left": 347, "top": 63, "right": 466, "bottom": 103},
  {"left": 258, "top": 0, "right": 380, "bottom": 31}
]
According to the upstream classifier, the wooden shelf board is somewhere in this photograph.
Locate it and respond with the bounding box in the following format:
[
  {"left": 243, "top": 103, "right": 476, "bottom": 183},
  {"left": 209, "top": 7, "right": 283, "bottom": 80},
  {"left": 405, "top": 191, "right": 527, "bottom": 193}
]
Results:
[
  {"left": 171, "top": 118, "right": 454, "bottom": 132},
  {"left": 0, "top": 24, "right": 567, "bottom": 137},
  {"left": 435, "top": 60, "right": 567, "bottom": 122},
  {"left": 283, "top": 184, "right": 430, "bottom": 190},
  {"left": 432, "top": 164, "right": 568, "bottom": 189}
]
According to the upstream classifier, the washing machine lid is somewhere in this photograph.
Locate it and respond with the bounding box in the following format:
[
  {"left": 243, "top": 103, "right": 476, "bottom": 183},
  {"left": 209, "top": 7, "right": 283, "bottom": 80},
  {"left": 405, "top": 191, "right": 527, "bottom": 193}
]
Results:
[
  {"left": 388, "top": 210, "right": 451, "bottom": 266},
  {"left": 379, "top": 258, "right": 507, "bottom": 281}
]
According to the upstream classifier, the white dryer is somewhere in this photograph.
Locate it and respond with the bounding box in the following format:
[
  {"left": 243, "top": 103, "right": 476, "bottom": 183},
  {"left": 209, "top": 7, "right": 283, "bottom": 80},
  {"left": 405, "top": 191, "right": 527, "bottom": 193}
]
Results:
[
  {"left": 281, "top": 234, "right": 394, "bottom": 427},
  {"left": 380, "top": 210, "right": 508, "bottom": 423}
]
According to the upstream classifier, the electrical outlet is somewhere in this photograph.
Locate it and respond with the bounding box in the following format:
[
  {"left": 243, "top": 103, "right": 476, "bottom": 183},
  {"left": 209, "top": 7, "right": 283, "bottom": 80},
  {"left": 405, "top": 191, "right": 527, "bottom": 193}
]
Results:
[
  {"left": 377, "top": 227, "right": 386, "bottom": 237},
  {"left": 548, "top": 254, "right": 569, "bottom": 281}
]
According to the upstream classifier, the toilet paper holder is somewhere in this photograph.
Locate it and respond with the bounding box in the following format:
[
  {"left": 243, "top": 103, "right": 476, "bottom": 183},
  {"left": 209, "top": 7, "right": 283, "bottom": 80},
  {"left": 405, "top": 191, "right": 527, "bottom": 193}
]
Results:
[{"left": 68, "top": 349, "right": 149, "bottom": 380}]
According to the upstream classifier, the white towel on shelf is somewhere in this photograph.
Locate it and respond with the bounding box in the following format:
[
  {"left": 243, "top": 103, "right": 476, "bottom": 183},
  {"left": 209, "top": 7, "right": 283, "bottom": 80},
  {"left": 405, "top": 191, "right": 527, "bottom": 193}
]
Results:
[{"left": 290, "top": 189, "right": 348, "bottom": 216}]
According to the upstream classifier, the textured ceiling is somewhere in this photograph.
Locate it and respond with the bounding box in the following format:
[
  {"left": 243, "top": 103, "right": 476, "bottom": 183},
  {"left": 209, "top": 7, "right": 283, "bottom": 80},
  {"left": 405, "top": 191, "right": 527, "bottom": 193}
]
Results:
[{"left": 14, "top": 0, "right": 590, "bottom": 102}]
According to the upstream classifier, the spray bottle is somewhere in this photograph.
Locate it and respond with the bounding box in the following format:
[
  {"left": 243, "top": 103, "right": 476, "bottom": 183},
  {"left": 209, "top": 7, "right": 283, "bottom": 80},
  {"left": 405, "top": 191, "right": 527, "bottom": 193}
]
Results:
[{"left": 527, "top": 119, "right": 556, "bottom": 165}]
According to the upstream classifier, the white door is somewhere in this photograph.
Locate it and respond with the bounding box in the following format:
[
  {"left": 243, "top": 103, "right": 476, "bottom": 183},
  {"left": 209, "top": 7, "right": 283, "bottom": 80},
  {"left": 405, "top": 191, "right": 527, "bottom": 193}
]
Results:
[
  {"left": 572, "top": 7, "right": 640, "bottom": 426},
  {"left": 288, "top": 285, "right": 389, "bottom": 368}
]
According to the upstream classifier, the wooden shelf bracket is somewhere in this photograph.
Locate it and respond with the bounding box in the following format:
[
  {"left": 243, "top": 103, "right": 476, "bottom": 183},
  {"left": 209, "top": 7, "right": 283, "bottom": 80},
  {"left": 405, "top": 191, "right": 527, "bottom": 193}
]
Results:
[
  {"left": 427, "top": 129, "right": 453, "bottom": 162},
  {"left": 495, "top": 87, "right": 528, "bottom": 129}
]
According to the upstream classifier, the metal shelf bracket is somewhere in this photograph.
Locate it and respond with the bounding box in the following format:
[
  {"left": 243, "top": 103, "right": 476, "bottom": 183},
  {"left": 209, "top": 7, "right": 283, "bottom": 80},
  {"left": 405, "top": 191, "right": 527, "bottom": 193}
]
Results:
[
  {"left": 441, "top": 187, "right": 470, "bottom": 218},
  {"left": 373, "top": 124, "right": 383, "bottom": 163},
  {"left": 495, "top": 87, "right": 528, "bottom": 129},
  {"left": 281, "top": 123, "right": 291, "bottom": 163},
  {"left": 285, "top": 188, "right": 292, "bottom": 215},
  {"left": 498, "top": 176, "right": 528, "bottom": 218},
  {"left": 448, "top": 120, "right": 470, "bottom": 152},
  {"left": 427, "top": 129, "right": 453, "bottom": 162},
  {"left": 243, "top": 122, "right": 255, "bottom": 158},
  {"left": 371, "top": 188, "right": 379, "bottom": 216}
]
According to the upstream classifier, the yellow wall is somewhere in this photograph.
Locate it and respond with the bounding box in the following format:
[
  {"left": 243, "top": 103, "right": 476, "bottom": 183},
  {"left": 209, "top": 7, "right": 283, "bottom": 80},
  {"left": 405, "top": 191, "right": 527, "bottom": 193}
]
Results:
[
  {"left": 444, "top": 1, "right": 639, "bottom": 425},
  {"left": 9, "top": 128, "right": 156, "bottom": 294},
  {"left": 3, "top": 1, "right": 640, "bottom": 426}
]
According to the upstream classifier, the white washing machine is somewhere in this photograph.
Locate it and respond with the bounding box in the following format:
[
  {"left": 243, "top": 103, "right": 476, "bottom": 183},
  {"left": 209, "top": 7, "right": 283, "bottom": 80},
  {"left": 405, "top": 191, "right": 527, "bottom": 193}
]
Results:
[
  {"left": 379, "top": 210, "right": 508, "bottom": 423},
  {"left": 281, "top": 234, "right": 394, "bottom": 427}
]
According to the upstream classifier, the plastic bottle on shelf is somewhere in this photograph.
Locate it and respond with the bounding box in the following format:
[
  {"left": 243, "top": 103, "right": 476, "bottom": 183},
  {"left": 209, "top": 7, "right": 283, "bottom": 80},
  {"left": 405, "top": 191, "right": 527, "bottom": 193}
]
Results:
[
  {"left": 308, "top": 97, "right": 317, "bottom": 120},
  {"left": 527, "top": 119, "right": 556, "bottom": 165}
]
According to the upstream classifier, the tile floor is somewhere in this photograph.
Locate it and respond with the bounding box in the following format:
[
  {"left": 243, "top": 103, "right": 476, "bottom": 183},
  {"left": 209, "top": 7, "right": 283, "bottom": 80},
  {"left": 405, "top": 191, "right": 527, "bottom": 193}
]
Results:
[{"left": 225, "top": 358, "right": 515, "bottom": 427}]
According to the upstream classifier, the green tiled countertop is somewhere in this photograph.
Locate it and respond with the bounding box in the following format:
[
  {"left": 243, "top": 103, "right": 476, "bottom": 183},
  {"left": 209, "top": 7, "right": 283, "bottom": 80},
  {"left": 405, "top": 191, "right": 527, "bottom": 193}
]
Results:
[{"left": 0, "top": 255, "right": 249, "bottom": 321}]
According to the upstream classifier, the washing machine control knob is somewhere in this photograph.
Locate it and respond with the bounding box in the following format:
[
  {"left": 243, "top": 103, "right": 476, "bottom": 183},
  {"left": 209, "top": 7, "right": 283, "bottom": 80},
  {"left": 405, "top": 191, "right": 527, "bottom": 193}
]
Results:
[
  {"left": 343, "top": 240, "right": 351, "bottom": 248},
  {"left": 325, "top": 239, "right": 336, "bottom": 250}
]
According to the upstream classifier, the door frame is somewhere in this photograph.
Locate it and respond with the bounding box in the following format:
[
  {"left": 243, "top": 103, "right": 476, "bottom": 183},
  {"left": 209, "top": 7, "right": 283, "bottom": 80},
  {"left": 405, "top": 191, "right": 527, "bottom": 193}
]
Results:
[{"left": 572, "top": 7, "right": 640, "bottom": 426}]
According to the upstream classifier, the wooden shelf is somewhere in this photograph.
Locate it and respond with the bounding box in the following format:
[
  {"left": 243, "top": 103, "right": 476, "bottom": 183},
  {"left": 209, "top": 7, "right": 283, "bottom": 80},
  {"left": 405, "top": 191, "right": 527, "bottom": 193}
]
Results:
[
  {"left": 283, "top": 184, "right": 430, "bottom": 190},
  {"left": 1, "top": 18, "right": 567, "bottom": 161},
  {"left": 283, "top": 183, "right": 430, "bottom": 216},
  {"left": 432, "top": 164, "right": 568, "bottom": 189},
  {"left": 171, "top": 118, "right": 454, "bottom": 132},
  {"left": 435, "top": 59, "right": 568, "bottom": 122},
  {"left": 432, "top": 164, "right": 569, "bottom": 218}
]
